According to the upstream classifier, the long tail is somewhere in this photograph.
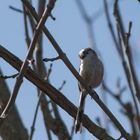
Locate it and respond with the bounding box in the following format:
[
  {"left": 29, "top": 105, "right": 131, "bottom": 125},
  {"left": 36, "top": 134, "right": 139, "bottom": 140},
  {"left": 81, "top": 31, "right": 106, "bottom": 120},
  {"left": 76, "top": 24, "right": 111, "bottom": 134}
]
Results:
[{"left": 75, "top": 92, "right": 86, "bottom": 133}]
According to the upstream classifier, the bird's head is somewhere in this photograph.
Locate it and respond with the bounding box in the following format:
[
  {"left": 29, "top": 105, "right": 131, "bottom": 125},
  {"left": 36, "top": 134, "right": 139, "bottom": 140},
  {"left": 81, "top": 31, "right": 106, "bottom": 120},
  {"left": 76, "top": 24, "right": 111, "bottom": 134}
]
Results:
[{"left": 79, "top": 48, "right": 97, "bottom": 60}]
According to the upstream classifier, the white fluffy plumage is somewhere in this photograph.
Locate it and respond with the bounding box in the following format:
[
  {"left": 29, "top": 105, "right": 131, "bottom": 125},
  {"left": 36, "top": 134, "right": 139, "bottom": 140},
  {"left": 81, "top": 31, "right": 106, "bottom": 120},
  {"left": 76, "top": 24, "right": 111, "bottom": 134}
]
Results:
[{"left": 75, "top": 48, "right": 104, "bottom": 133}]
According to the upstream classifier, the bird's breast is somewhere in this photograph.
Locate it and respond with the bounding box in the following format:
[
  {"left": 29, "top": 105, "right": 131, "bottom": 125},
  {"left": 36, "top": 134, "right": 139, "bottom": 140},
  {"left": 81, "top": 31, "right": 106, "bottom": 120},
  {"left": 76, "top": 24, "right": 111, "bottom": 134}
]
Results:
[{"left": 79, "top": 58, "right": 103, "bottom": 88}]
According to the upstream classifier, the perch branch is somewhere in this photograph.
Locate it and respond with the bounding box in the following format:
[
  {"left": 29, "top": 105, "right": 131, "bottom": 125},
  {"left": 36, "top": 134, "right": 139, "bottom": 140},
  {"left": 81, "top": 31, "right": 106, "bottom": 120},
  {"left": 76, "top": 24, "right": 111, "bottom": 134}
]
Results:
[
  {"left": 22, "top": 1, "right": 132, "bottom": 139},
  {"left": 0, "top": 45, "right": 114, "bottom": 140}
]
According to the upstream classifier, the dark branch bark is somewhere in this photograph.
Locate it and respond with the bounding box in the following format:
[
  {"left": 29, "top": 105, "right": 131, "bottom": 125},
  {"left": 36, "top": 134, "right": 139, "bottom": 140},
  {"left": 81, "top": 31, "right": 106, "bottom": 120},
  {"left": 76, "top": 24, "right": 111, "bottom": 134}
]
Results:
[
  {"left": 22, "top": 1, "right": 132, "bottom": 139},
  {"left": 0, "top": 69, "right": 28, "bottom": 140},
  {"left": 0, "top": 45, "right": 114, "bottom": 140}
]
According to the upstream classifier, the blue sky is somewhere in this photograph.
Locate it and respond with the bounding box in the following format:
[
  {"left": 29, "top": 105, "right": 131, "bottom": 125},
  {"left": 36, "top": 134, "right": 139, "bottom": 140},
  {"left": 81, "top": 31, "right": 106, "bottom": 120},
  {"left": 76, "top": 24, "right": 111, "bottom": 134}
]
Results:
[{"left": 0, "top": 0, "right": 140, "bottom": 140}]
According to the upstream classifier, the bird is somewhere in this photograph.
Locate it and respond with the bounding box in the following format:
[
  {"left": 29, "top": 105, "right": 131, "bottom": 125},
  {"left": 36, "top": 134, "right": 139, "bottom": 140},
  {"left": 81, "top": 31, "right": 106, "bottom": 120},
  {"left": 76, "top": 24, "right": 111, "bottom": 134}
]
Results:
[{"left": 75, "top": 48, "right": 104, "bottom": 133}]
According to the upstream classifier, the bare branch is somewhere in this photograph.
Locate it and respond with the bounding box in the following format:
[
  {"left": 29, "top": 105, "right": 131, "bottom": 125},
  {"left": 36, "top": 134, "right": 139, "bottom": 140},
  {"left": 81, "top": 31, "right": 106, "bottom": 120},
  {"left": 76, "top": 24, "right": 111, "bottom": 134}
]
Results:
[
  {"left": 126, "top": 21, "right": 132, "bottom": 41},
  {"left": 29, "top": 94, "right": 41, "bottom": 140},
  {"left": 43, "top": 56, "right": 60, "bottom": 62},
  {"left": 9, "top": 5, "right": 23, "bottom": 13},
  {"left": 58, "top": 80, "right": 66, "bottom": 91},
  {"left": 0, "top": 0, "right": 56, "bottom": 120},
  {"left": 47, "top": 63, "right": 53, "bottom": 79},
  {"left": 0, "top": 73, "right": 18, "bottom": 79},
  {"left": 75, "top": 0, "right": 97, "bottom": 50},
  {"left": 114, "top": 0, "right": 140, "bottom": 103},
  {"left": 0, "top": 45, "right": 114, "bottom": 140},
  {"left": 9, "top": 3, "right": 55, "bottom": 21},
  {"left": 114, "top": 0, "right": 140, "bottom": 130},
  {"left": 0, "top": 69, "right": 28, "bottom": 140},
  {"left": 22, "top": 2, "right": 132, "bottom": 139},
  {"left": 102, "top": 82, "right": 139, "bottom": 140}
]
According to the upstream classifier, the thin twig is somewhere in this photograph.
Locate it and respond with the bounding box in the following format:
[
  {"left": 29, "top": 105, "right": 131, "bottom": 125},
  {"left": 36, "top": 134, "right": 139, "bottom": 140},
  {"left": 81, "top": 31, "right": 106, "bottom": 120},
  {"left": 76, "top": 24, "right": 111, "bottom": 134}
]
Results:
[
  {"left": 22, "top": 3, "right": 37, "bottom": 73},
  {"left": 58, "top": 80, "right": 66, "bottom": 91},
  {"left": 43, "top": 56, "right": 60, "bottom": 62},
  {"left": 0, "top": 69, "right": 29, "bottom": 139},
  {"left": 0, "top": 0, "right": 56, "bottom": 119},
  {"left": 0, "top": 73, "right": 18, "bottom": 79},
  {"left": 114, "top": 0, "right": 140, "bottom": 130},
  {"left": 9, "top": 5, "right": 23, "bottom": 13},
  {"left": 70, "top": 121, "right": 75, "bottom": 140},
  {"left": 104, "top": 0, "right": 139, "bottom": 133},
  {"left": 50, "top": 14, "right": 56, "bottom": 20},
  {"left": 116, "top": 20, "right": 139, "bottom": 129},
  {"left": 22, "top": 2, "right": 132, "bottom": 139},
  {"left": 31, "top": 1, "right": 69, "bottom": 139},
  {"left": 103, "top": 0, "right": 121, "bottom": 56},
  {"left": 22, "top": 4, "right": 31, "bottom": 47},
  {"left": 126, "top": 22, "right": 132, "bottom": 41},
  {"left": 29, "top": 94, "right": 41, "bottom": 140},
  {"left": 75, "top": 0, "right": 97, "bottom": 50},
  {"left": 102, "top": 82, "right": 139, "bottom": 140},
  {"left": 0, "top": 44, "right": 115, "bottom": 140},
  {"left": 114, "top": 0, "right": 140, "bottom": 103},
  {"left": 23, "top": 3, "right": 38, "bottom": 139},
  {"left": 95, "top": 117, "right": 102, "bottom": 127},
  {"left": 9, "top": 4, "right": 55, "bottom": 22},
  {"left": 103, "top": 52, "right": 139, "bottom": 140},
  {"left": 47, "top": 63, "right": 53, "bottom": 79}
]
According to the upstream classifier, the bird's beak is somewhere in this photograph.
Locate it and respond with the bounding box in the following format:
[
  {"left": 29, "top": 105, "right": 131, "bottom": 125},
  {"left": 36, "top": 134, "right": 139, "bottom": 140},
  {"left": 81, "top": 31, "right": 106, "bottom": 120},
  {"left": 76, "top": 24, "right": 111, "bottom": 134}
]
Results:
[{"left": 79, "top": 52, "right": 86, "bottom": 59}]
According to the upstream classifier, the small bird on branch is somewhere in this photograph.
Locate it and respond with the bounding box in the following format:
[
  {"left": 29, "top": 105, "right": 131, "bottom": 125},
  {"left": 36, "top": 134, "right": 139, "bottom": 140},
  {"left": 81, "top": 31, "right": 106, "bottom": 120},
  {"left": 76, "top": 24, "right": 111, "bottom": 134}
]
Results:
[{"left": 75, "top": 48, "right": 104, "bottom": 133}]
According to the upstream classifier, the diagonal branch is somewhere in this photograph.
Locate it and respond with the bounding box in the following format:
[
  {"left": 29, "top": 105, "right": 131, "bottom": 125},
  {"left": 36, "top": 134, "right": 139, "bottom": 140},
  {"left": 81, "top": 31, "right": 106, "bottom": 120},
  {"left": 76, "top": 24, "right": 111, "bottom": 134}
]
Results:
[
  {"left": 22, "top": 2, "right": 133, "bottom": 139},
  {"left": 0, "top": 0, "right": 56, "bottom": 120},
  {"left": 104, "top": 0, "right": 140, "bottom": 131},
  {"left": 0, "top": 45, "right": 114, "bottom": 140},
  {"left": 114, "top": 0, "right": 140, "bottom": 130},
  {"left": 114, "top": 0, "right": 140, "bottom": 103},
  {"left": 21, "top": 1, "right": 133, "bottom": 139},
  {"left": 23, "top": 1, "right": 69, "bottom": 139},
  {"left": 0, "top": 69, "right": 28, "bottom": 140}
]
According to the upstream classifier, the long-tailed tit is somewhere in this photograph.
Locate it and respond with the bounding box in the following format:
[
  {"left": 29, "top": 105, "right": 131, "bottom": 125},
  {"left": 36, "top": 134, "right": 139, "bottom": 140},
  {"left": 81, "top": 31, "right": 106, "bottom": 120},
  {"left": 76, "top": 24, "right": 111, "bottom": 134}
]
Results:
[{"left": 75, "top": 48, "right": 104, "bottom": 133}]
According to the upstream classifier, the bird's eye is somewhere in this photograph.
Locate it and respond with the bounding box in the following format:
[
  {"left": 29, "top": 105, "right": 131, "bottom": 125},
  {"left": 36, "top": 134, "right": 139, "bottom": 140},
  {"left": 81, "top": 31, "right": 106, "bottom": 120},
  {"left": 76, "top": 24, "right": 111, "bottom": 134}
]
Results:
[
  {"left": 85, "top": 51, "right": 89, "bottom": 54},
  {"left": 83, "top": 51, "right": 88, "bottom": 56}
]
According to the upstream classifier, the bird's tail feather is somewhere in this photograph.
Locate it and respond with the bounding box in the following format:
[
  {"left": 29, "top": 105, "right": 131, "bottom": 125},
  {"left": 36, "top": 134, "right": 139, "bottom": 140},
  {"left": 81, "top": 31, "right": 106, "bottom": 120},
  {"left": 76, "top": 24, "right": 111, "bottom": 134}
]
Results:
[{"left": 75, "top": 92, "right": 86, "bottom": 133}]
